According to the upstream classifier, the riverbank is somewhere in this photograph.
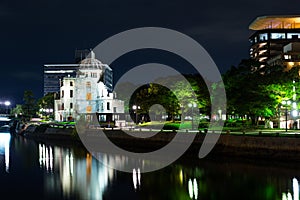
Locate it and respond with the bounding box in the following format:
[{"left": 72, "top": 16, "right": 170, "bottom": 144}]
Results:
[{"left": 20, "top": 125, "right": 300, "bottom": 162}]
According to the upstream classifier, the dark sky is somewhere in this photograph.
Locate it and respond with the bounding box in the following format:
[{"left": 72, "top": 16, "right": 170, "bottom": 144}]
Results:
[{"left": 1, "top": 0, "right": 300, "bottom": 105}]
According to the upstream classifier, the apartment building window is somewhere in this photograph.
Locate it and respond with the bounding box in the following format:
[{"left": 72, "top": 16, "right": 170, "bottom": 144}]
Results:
[
  {"left": 107, "top": 102, "right": 110, "bottom": 110},
  {"left": 70, "top": 90, "right": 73, "bottom": 98},
  {"left": 70, "top": 81, "right": 73, "bottom": 86},
  {"left": 70, "top": 103, "right": 73, "bottom": 109}
]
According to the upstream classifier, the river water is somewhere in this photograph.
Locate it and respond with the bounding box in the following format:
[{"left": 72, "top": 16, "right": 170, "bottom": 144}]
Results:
[{"left": 0, "top": 131, "right": 300, "bottom": 200}]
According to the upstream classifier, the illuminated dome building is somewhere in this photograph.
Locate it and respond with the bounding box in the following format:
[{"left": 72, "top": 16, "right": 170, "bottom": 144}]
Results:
[
  {"left": 249, "top": 15, "right": 300, "bottom": 69},
  {"left": 54, "top": 51, "right": 124, "bottom": 126}
]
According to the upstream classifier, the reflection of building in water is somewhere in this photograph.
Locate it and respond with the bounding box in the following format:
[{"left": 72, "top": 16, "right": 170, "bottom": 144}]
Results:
[
  {"left": 0, "top": 133, "right": 11, "bottom": 173},
  {"left": 38, "top": 143, "right": 116, "bottom": 200}
]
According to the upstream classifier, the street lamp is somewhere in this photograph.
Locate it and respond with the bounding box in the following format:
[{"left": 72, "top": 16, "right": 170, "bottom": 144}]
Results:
[
  {"left": 132, "top": 105, "right": 140, "bottom": 124},
  {"left": 188, "top": 103, "right": 197, "bottom": 130},
  {"left": 282, "top": 100, "right": 291, "bottom": 132},
  {"left": 4, "top": 101, "right": 10, "bottom": 115}
]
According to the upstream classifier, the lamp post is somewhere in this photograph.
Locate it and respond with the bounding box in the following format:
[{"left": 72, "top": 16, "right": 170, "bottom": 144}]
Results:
[
  {"left": 188, "top": 103, "right": 197, "bottom": 130},
  {"left": 282, "top": 100, "right": 291, "bottom": 132},
  {"left": 132, "top": 105, "right": 140, "bottom": 124}
]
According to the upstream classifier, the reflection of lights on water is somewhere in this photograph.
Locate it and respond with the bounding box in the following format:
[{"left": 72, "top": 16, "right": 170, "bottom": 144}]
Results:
[
  {"left": 282, "top": 192, "right": 293, "bottom": 200},
  {"left": 38, "top": 144, "right": 118, "bottom": 199},
  {"left": 282, "top": 178, "right": 299, "bottom": 200},
  {"left": 0, "top": 133, "right": 11, "bottom": 173},
  {"left": 39, "top": 144, "right": 54, "bottom": 173},
  {"left": 193, "top": 179, "right": 198, "bottom": 199},
  {"left": 188, "top": 179, "right": 193, "bottom": 199},
  {"left": 179, "top": 169, "right": 183, "bottom": 185},
  {"left": 293, "top": 178, "right": 299, "bottom": 200},
  {"left": 188, "top": 178, "right": 198, "bottom": 200},
  {"left": 133, "top": 168, "right": 141, "bottom": 191}
]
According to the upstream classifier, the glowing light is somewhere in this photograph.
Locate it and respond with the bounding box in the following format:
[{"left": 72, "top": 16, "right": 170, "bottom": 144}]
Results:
[
  {"left": 188, "top": 179, "right": 193, "bottom": 199},
  {"left": 293, "top": 178, "right": 299, "bottom": 200},
  {"left": 259, "top": 42, "right": 267, "bottom": 47},
  {"left": 292, "top": 110, "right": 298, "bottom": 117},
  {"left": 179, "top": 169, "right": 183, "bottom": 185},
  {"left": 259, "top": 50, "right": 267, "bottom": 55},
  {"left": 4, "top": 101, "right": 10, "bottom": 106},
  {"left": 283, "top": 192, "right": 287, "bottom": 200},
  {"left": 288, "top": 192, "right": 293, "bottom": 200},
  {"left": 137, "top": 168, "right": 141, "bottom": 187},
  {"left": 193, "top": 178, "right": 198, "bottom": 200},
  {"left": 259, "top": 57, "right": 267, "bottom": 62},
  {"left": 132, "top": 168, "right": 141, "bottom": 191},
  {"left": 133, "top": 168, "right": 137, "bottom": 190}
]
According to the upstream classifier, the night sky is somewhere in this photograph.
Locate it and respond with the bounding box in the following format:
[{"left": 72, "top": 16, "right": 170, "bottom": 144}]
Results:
[{"left": 1, "top": 0, "right": 300, "bottom": 106}]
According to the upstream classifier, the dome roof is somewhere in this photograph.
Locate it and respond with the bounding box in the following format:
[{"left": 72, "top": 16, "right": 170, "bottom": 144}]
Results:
[{"left": 79, "top": 51, "right": 103, "bottom": 70}]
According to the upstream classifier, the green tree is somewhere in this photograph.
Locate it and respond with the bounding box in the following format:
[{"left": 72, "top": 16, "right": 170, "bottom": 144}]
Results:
[
  {"left": 10, "top": 104, "right": 23, "bottom": 117},
  {"left": 37, "top": 92, "right": 55, "bottom": 119},
  {"left": 21, "top": 90, "right": 38, "bottom": 120},
  {"left": 223, "top": 58, "right": 300, "bottom": 125}
]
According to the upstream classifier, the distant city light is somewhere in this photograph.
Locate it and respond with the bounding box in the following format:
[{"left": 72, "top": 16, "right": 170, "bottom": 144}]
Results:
[{"left": 4, "top": 101, "right": 10, "bottom": 106}]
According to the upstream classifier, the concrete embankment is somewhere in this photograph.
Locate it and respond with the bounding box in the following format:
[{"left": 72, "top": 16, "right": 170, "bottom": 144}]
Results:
[{"left": 22, "top": 126, "right": 300, "bottom": 162}]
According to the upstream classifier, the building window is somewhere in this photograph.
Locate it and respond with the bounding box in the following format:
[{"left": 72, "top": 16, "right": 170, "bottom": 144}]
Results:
[
  {"left": 70, "top": 103, "right": 73, "bottom": 109},
  {"left": 62, "top": 103, "right": 64, "bottom": 110},
  {"left": 287, "top": 33, "right": 300, "bottom": 39},
  {"left": 270, "top": 33, "right": 285, "bottom": 39},
  {"left": 259, "top": 33, "right": 268, "bottom": 41},
  {"left": 61, "top": 90, "right": 64, "bottom": 98},
  {"left": 86, "top": 105, "right": 92, "bottom": 113},
  {"left": 113, "top": 107, "right": 117, "bottom": 113},
  {"left": 70, "top": 90, "right": 73, "bottom": 98},
  {"left": 107, "top": 102, "right": 110, "bottom": 110},
  {"left": 70, "top": 81, "right": 73, "bottom": 86},
  {"left": 86, "top": 93, "right": 92, "bottom": 100}
]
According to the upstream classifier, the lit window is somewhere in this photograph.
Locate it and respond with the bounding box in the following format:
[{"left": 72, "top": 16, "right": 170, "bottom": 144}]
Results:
[
  {"left": 86, "top": 93, "right": 92, "bottom": 100},
  {"left": 259, "top": 33, "right": 268, "bottom": 41},
  {"left": 287, "top": 33, "right": 300, "bottom": 39},
  {"left": 271, "top": 33, "right": 285, "bottom": 39},
  {"left": 86, "top": 106, "right": 92, "bottom": 113}
]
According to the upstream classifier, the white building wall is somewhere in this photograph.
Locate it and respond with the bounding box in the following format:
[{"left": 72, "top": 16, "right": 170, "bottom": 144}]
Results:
[{"left": 54, "top": 54, "right": 124, "bottom": 122}]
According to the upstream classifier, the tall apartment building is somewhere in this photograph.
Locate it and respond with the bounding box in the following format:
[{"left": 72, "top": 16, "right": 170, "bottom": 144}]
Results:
[{"left": 249, "top": 15, "right": 300, "bottom": 68}]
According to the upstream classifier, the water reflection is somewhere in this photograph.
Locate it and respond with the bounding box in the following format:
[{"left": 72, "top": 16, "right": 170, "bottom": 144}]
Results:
[
  {"left": 0, "top": 132, "right": 11, "bottom": 172},
  {"left": 4, "top": 135, "right": 300, "bottom": 199},
  {"left": 188, "top": 178, "right": 198, "bottom": 200},
  {"left": 133, "top": 168, "right": 141, "bottom": 191},
  {"left": 282, "top": 178, "right": 300, "bottom": 200},
  {"left": 38, "top": 143, "right": 115, "bottom": 199}
]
